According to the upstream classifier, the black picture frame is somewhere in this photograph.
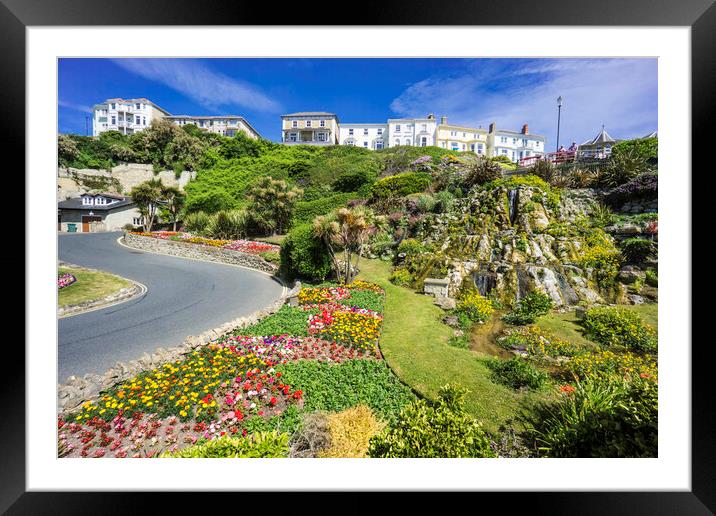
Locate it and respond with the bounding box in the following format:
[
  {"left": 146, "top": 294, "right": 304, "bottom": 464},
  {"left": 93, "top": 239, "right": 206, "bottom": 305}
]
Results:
[{"left": 6, "top": 0, "right": 708, "bottom": 511}]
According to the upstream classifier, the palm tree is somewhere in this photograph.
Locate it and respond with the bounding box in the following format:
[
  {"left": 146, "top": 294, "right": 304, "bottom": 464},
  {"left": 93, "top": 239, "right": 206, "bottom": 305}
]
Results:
[
  {"left": 160, "top": 185, "right": 186, "bottom": 231},
  {"left": 130, "top": 179, "right": 164, "bottom": 232},
  {"left": 247, "top": 177, "right": 303, "bottom": 235}
]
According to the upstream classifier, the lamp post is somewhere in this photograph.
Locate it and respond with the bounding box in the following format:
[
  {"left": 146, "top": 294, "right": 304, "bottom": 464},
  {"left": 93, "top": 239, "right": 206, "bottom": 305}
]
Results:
[{"left": 556, "top": 96, "right": 563, "bottom": 153}]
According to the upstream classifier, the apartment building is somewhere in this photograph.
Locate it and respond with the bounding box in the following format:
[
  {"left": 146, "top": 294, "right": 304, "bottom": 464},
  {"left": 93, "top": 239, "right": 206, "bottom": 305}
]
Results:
[
  {"left": 487, "top": 123, "right": 545, "bottom": 162},
  {"left": 339, "top": 123, "right": 387, "bottom": 149},
  {"left": 281, "top": 112, "right": 339, "bottom": 145},
  {"left": 435, "top": 116, "right": 489, "bottom": 155},
  {"left": 92, "top": 98, "right": 260, "bottom": 139},
  {"left": 387, "top": 114, "right": 438, "bottom": 148}
]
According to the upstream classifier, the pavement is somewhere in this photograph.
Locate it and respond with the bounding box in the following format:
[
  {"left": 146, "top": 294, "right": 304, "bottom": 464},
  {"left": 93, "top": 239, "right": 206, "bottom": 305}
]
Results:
[{"left": 58, "top": 232, "right": 285, "bottom": 382}]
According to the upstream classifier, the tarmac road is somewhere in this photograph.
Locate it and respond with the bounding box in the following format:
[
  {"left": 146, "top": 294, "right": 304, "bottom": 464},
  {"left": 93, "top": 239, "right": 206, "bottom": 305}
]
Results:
[{"left": 57, "top": 232, "right": 284, "bottom": 382}]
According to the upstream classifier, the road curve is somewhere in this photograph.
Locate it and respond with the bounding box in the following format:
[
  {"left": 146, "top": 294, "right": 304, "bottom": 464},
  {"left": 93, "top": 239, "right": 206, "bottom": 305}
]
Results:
[{"left": 58, "top": 232, "right": 285, "bottom": 382}]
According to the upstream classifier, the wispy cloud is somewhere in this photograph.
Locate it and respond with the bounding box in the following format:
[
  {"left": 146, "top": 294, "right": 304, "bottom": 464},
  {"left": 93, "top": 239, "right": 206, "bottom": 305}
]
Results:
[
  {"left": 112, "top": 58, "right": 282, "bottom": 114},
  {"left": 58, "top": 99, "right": 93, "bottom": 113},
  {"left": 390, "top": 58, "right": 657, "bottom": 146}
]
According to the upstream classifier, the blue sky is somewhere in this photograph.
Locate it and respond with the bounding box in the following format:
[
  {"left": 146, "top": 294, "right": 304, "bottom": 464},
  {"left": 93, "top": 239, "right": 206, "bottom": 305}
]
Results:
[{"left": 58, "top": 58, "right": 657, "bottom": 147}]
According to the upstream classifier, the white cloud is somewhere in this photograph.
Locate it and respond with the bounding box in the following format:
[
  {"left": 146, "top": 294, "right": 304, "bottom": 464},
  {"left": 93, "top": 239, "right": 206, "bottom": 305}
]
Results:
[
  {"left": 112, "top": 59, "right": 282, "bottom": 114},
  {"left": 58, "top": 99, "right": 93, "bottom": 113},
  {"left": 390, "top": 59, "right": 657, "bottom": 147}
]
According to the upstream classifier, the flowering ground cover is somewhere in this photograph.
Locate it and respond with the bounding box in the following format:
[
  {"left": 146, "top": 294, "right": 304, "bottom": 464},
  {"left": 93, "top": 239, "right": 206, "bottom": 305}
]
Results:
[
  {"left": 132, "top": 231, "right": 280, "bottom": 256},
  {"left": 58, "top": 272, "right": 76, "bottom": 289},
  {"left": 58, "top": 280, "right": 401, "bottom": 458}
]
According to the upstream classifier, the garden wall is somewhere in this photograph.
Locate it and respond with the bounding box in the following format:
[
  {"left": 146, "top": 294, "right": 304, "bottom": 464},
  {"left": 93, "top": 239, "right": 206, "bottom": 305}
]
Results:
[{"left": 123, "top": 232, "right": 278, "bottom": 274}]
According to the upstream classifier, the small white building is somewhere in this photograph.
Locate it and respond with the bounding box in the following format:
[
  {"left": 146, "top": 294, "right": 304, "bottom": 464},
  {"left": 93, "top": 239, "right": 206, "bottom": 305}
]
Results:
[
  {"left": 92, "top": 98, "right": 260, "bottom": 139},
  {"left": 58, "top": 193, "right": 141, "bottom": 233},
  {"left": 577, "top": 126, "right": 619, "bottom": 159},
  {"left": 387, "top": 115, "right": 438, "bottom": 148},
  {"left": 338, "top": 123, "right": 388, "bottom": 149},
  {"left": 488, "top": 123, "right": 545, "bottom": 163}
]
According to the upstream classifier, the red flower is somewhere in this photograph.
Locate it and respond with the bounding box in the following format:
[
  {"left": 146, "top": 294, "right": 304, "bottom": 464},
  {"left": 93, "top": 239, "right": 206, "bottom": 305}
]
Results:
[
  {"left": 293, "top": 390, "right": 303, "bottom": 400},
  {"left": 559, "top": 385, "right": 576, "bottom": 394},
  {"left": 234, "top": 410, "right": 244, "bottom": 421},
  {"left": 269, "top": 397, "right": 277, "bottom": 406}
]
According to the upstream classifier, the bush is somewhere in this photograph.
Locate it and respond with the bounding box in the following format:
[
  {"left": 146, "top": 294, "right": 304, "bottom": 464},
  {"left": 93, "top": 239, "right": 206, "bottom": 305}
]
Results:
[
  {"left": 292, "top": 192, "right": 356, "bottom": 227},
  {"left": 582, "top": 306, "right": 657, "bottom": 353},
  {"left": 619, "top": 238, "right": 656, "bottom": 263},
  {"left": 590, "top": 203, "right": 616, "bottom": 227},
  {"left": 161, "top": 431, "right": 289, "bottom": 458},
  {"left": 368, "top": 385, "right": 495, "bottom": 458},
  {"left": 645, "top": 268, "right": 658, "bottom": 287},
  {"left": 486, "top": 357, "right": 548, "bottom": 390},
  {"left": 184, "top": 190, "right": 236, "bottom": 214},
  {"left": 205, "top": 209, "right": 248, "bottom": 240},
  {"left": 455, "top": 290, "right": 494, "bottom": 324},
  {"left": 396, "top": 238, "right": 426, "bottom": 257},
  {"left": 433, "top": 190, "right": 455, "bottom": 213},
  {"left": 280, "top": 223, "right": 332, "bottom": 281},
  {"left": 464, "top": 157, "right": 502, "bottom": 188},
  {"left": 389, "top": 268, "right": 412, "bottom": 287},
  {"left": 598, "top": 148, "right": 652, "bottom": 188},
  {"left": 565, "top": 350, "right": 658, "bottom": 383},
  {"left": 603, "top": 172, "right": 658, "bottom": 207},
  {"left": 275, "top": 359, "right": 415, "bottom": 421},
  {"left": 497, "top": 326, "right": 581, "bottom": 358},
  {"left": 612, "top": 137, "right": 658, "bottom": 161},
  {"left": 182, "top": 211, "right": 210, "bottom": 234},
  {"left": 530, "top": 160, "right": 558, "bottom": 184},
  {"left": 371, "top": 172, "right": 431, "bottom": 199},
  {"left": 578, "top": 242, "right": 622, "bottom": 291},
  {"left": 332, "top": 170, "right": 374, "bottom": 193},
  {"left": 502, "top": 291, "right": 554, "bottom": 325},
  {"left": 525, "top": 376, "right": 657, "bottom": 457},
  {"left": 318, "top": 405, "right": 385, "bottom": 458}
]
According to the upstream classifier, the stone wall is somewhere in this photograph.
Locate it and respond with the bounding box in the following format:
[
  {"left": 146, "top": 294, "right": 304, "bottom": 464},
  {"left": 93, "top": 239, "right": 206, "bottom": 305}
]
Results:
[
  {"left": 58, "top": 164, "right": 196, "bottom": 200},
  {"left": 123, "top": 231, "right": 279, "bottom": 274}
]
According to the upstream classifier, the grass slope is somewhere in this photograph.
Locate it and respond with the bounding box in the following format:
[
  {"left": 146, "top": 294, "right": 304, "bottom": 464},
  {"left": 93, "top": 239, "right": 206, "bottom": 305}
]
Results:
[
  {"left": 58, "top": 267, "right": 132, "bottom": 308},
  {"left": 358, "top": 259, "right": 549, "bottom": 433}
]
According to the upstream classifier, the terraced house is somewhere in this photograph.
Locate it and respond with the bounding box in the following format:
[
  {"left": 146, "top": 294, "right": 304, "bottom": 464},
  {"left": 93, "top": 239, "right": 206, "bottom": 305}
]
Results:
[
  {"left": 285, "top": 111, "right": 545, "bottom": 162},
  {"left": 92, "top": 97, "right": 260, "bottom": 139}
]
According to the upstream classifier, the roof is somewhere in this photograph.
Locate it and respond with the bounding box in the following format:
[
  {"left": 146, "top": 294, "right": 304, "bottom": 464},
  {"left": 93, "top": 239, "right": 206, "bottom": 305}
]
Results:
[
  {"left": 58, "top": 196, "right": 135, "bottom": 211},
  {"left": 581, "top": 126, "right": 616, "bottom": 146},
  {"left": 340, "top": 123, "right": 388, "bottom": 127},
  {"left": 282, "top": 112, "right": 337, "bottom": 118},
  {"left": 642, "top": 131, "right": 658, "bottom": 139},
  {"left": 495, "top": 130, "right": 545, "bottom": 140},
  {"left": 95, "top": 98, "right": 172, "bottom": 115}
]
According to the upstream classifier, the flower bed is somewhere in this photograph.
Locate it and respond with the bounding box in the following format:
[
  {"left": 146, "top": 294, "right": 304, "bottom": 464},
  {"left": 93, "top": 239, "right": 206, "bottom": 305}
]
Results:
[
  {"left": 59, "top": 280, "right": 393, "bottom": 458},
  {"left": 58, "top": 273, "right": 76, "bottom": 289},
  {"left": 131, "top": 231, "right": 280, "bottom": 256}
]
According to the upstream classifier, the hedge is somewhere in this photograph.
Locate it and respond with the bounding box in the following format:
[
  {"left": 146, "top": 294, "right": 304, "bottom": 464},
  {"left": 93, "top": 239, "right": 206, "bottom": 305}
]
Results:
[{"left": 371, "top": 172, "right": 432, "bottom": 198}]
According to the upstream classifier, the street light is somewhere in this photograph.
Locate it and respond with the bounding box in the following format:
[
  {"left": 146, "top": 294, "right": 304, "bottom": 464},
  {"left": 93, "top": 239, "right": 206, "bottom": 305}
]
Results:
[{"left": 556, "top": 96, "right": 563, "bottom": 153}]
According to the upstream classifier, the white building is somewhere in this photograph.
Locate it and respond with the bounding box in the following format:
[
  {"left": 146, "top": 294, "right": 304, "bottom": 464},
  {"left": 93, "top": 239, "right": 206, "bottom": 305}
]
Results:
[
  {"left": 281, "top": 112, "right": 340, "bottom": 145},
  {"left": 339, "top": 123, "right": 388, "bottom": 149},
  {"left": 435, "top": 116, "right": 489, "bottom": 154},
  {"left": 387, "top": 115, "right": 438, "bottom": 148},
  {"left": 92, "top": 98, "right": 260, "bottom": 139},
  {"left": 488, "top": 123, "right": 545, "bottom": 163}
]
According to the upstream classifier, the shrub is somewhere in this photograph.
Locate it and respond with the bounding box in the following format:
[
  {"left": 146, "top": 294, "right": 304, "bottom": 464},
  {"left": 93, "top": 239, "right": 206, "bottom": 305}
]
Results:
[
  {"left": 318, "top": 405, "right": 386, "bottom": 458},
  {"left": 276, "top": 359, "right": 415, "bottom": 421},
  {"left": 497, "top": 326, "right": 581, "bottom": 358},
  {"left": 502, "top": 291, "right": 554, "bottom": 325},
  {"left": 182, "top": 211, "right": 211, "bottom": 234},
  {"left": 389, "top": 268, "right": 412, "bottom": 287},
  {"left": 396, "top": 238, "right": 426, "bottom": 257},
  {"left": 280, "top": 223, "right": 332, "bottom": 281},
  {"left": 590, "top": 203, "right": 616, "bottom": 227},
  {"left": 530, "top": 160, "right": 558, "bottom": 184},
  {"left": 565, "top": 350, "right": 658, "bottom": 383},
  {"left": 332, "top": 170, "right": 374, "bottom": 193},
  {"left": 619, "top": 238, "right": 656, "bottom": 263},
  {"left": 525, "top": 376, "right": 657, "bottom": 457},
  {"left": 582, "top": 306, "right": 657, "bottom": 353},
  {"left": 645, "top": 268, "right": 658, "bottom": 287},
  {"left": 455, "top": 290, "right": 494, "bottom": 324},
  {"left": 184, "top": 190, "right": 236, "bottom": 214},
  {"left": 612, "top": 137, "right": 658, "bottom": 161},
  {"left": 598, "top": 148, "right": 652, "bottom": 188},
  {"left": 238, "top": 305, "right": 313, "bottom": 337},
  {"left": 205, "top": 209, "right": 249, "bottom": 240},
  {"left": 433, "top": 190, "right": 455, "bottom": 213},
  {"left": 578, "top": 243, "right": 622, "bottom": 291},
  {"left": 292, "top": 192, "right": 357, "bottom": 227},
  {"left": 448, "top": 334, "right": 470, "bottom": 349},
  {"left": 368, "top": 385, "right": 496, "bottom": 458},
  {"left": 161, "top": 432, "right": 289, "bottom": 458},
  {"left": 603, "top": 172, "right": 657, "bottom": 207},
  {"left": 371, "top": 172, "right": 431, "bottom": 199},
  {"left": 464, "top": 157, "right": 502, "bottom": 188},
  {"left": 486, "top": 357, "right": 548, "bottom": 390}
]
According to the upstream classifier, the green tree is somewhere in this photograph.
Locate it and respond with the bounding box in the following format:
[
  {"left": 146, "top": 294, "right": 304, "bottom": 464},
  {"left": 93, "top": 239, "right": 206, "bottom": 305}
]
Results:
[
  {"left": 130, "top": 179, "right": 164, "bottom": 232},
  {"left": 246, "top": 176, "right": 303, "bottom": 235},
  {"left": 159, "top": 185, "right": 186, "bottom": 231},
  {"left": 313, "top": 206, "right": 374, "bottom": 284},
  {"left": 57, "top": 134, "right": 79, "bottom": 167}
]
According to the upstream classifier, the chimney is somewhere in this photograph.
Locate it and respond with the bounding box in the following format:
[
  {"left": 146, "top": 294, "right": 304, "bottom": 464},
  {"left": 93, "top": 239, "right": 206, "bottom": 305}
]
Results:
[
  {"left": 488, "top": 122, "right": 496, "bottom": 134},
  {"left": 522, "top": 124, "right": 529, "bottom": 135},
  {"left": 427, "top": 113, "right": 435, "bottom": 120},
  {"left": 440, "top": 116, "right": 447, "bottom": 125}
]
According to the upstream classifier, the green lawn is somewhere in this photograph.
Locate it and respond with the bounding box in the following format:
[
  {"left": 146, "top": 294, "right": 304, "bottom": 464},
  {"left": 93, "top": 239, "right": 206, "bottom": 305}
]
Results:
[
  {"left": 255, "top": 234, "right": 287, "bottom": 246},
  {"left": 357, "top": 259, "right": 550, "bottom": 433},
  {"left": 537, "top": 303, "right": 658, "bottom": 349},
  {"left": 58, "top": 266, "right": 133, "bottom": 308}
]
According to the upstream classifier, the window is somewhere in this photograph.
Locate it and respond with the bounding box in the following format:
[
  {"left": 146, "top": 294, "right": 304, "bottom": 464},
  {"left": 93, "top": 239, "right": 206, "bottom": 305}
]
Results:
[
  {"left": 133, "top": 217, "right": 142, "bottom": 226},
  {"left": 135, "top": 103, "right": 141, "bottom": 110},
  {"left": 421, "top": 137, "right": 427, "bottom": 147},
  {"left": 348, "top": 128, "right": 354, "bottom": 136},
  {"left": 478, "top": 144, "right": 484, "bottom": 154},
  {"left": 500, "top": 136, "right": 507, "bottom": 143},
  {"left": 143, "top": 116, "right": 146, "bottom": 126},
  {"left": 377, "top": 128, "right": 383, "bottom": 135},
  {"left": 82, "top": 197, "right": 91, "bottom": 205},
  {"left": 501, "top": 149, "right": 508, "bottom": 155},
  {"left": 135, "top": 116, "right": 141, "bottom": 124},
  {"left": 306, "top": 120, "right": 312, "bottom": 127},
  {"left": 111, "top": 116, "right": 116, "bottom": 125},
  {"left": 375, "top": 141, "right": 384, "bottom": 150},
  {"left": 363, "top": 141, "right": 369, "bottom": 148},
  {"left": 320, "top": 120, "right": 325, "bottom": 127},
  {"left": 440, "top": 142, "right": 446, "bottom": 148},
  {"left": 289, "top": 133, "right": 297, "bottom": 142},
  {"left": 292, "top": 120, "right": 298, "bottom": 128},
  {"left": 463, "top": 132, "right": 467, "bottom": 137},
  {"left": 512, "top": 138, "right": 517, "bottom": 145},
  {"left": 110, "top": 103, "right": 116, "bottom": 109},
  {"left": 450, "top": 131, "right": 457, "bottom": 136},
  {"left": 451, "top": 142, "right": 459, "bottom": 151},
  {"left": 363, "top": 129, "right": 369, "bottom": 136},
  {"left": 395, "top": 125, "right": 401, "bottom": 132},
  {"left": 471, "top": 144, "right": 475, "bottom": 152},
  {"left": 317, "top": 133, "right": 327, "bottom": 142}
]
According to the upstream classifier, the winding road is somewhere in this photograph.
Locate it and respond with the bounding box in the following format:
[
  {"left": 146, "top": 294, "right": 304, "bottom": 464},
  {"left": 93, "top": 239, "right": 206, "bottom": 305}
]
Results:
[{"left": 58, "top": 232, "right": 285, "bottom": 382}]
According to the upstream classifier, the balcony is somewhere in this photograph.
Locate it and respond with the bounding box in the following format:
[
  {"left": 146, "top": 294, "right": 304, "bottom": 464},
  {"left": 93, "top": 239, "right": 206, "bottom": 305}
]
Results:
[{"left": 284, "top": 129, "right": 334, "bottom": 146}]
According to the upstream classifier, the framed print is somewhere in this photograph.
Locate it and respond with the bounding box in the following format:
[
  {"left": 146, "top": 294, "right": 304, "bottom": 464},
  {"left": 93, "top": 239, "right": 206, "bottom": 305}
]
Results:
[{"left": 5, "top": 0, "right": 710, "bottom": 511}]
